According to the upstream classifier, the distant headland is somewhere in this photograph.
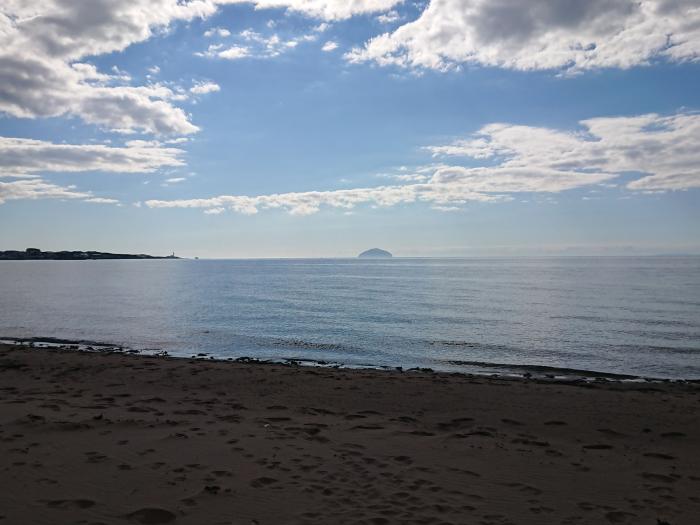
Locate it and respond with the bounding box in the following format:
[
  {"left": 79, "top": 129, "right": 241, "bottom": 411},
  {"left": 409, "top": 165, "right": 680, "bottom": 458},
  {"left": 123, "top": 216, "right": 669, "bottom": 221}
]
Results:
[
  {"left": 358, "top": 248, "right": 393, "bottom": 258},
  {"left": 0, "top": 248, "right": 179, "bottom": 260}
]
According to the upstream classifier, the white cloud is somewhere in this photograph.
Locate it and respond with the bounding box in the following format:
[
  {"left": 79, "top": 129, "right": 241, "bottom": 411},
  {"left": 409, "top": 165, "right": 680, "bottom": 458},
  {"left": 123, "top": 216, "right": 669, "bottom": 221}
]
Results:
[
  {"left": 144, "top": 183, "right": 495, "bottom": 216},
  {"left": 145, "top": 111, "right": 700, "bottom": 215},
  {"left": 217, "top": 45, "right": 251, "bottom": 60},
  {"left": 428, "top": 111, "right": 700, "bottom": 191},
  {"left": 0, "top": 137, "right": 186, "bottom": 176},
  {"left": 376, "top": 9, "right": 402, "bottom": 24},
  {"left": 164, "top": 177, "right": 187, "bottom": 185},
  {"left": 0, "top": 178, "right": 121, "bottom": 206},
  {"left": 347, "top": 0, "right": 700, "bottom": 72},
  {"left": 0, "top": 1, "right": 227, "bottom": 134},
  {"left": 84, "top": 197, "right": 120, "bottom": 204},
  {"left": 200, "top": 29, "right": 319, "bottom": 60},
  {"left": 0, "top": 135, "right": 184, "bottom": 206},
  {"left": 1, "top": 2, "right": 229, "bottom": 61},
  {"left": 204, "top": 27, "right": 232, "bottom": 37},
  {"left": 377, "top": 164, "right": 439, "bottom": 182},
  {"left": 237, "top": 29, "right": 315, "bottom": 56},
  {"left": 232, "top": 1, "right": 402, "bottom": 20},
  {"left": 386, "top": 173, "right": 430, "bottom": 182},
  {"left": 145, "top": 176, "right": 514, "bottom": 216},
  {"left": 0, "top": 178, "right": 90, "bottom": 204},
  {"left": 189, "top": 81, "right": 221, "bottom": 95},
  {"left": 432, "top": 205, "right": 461, "bottom": 212},
  {"left": 0, "top": 55, "right": 199, "bottom": 135},
  {"left": 322, "top": 41, "right": 339, "bottom": 52}
]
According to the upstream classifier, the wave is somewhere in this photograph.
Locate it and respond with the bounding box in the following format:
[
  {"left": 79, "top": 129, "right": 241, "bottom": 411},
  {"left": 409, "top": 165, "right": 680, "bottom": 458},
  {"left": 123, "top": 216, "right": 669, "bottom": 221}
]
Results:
[
  {"left": 443, "top": 359, "right": 641, "bottom": 380},
  {"left": 0, "top": 335, "right": 124, "bottom": 350},
  {"left": 550, "top": 315, "right": 700, "bottom": 329},
  {"left": 266, "top": 337, "right": 350, "bottom": 353},
  {"left": 430, "top": 339, "right": 699, "bottom": 355}
]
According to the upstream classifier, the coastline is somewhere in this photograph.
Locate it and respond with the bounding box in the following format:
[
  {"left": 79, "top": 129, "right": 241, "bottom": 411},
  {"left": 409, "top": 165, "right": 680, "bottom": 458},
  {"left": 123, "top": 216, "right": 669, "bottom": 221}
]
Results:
[
  {"left": 1, "top": 343, "right": 699, "bottom": 524},
  {"left": 3, "top": 337, "right": 696, "bottom": 382}
]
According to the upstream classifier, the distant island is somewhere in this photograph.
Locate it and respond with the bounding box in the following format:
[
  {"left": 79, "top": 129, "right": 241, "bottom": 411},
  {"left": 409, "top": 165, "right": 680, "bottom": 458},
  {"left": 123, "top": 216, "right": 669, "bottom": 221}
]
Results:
[
  {"left": 358, "top": 248, "right": 393, "bottom": 258},
  {"left": 0, "top": 248, "right": 179, "bottom": 260}
]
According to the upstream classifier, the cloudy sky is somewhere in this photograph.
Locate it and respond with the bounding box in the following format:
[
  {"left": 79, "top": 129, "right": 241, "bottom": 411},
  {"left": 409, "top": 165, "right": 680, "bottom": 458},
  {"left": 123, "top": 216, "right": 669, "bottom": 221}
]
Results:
[{"left": 1, "top": 0, "right": 699, "bottom": 257}]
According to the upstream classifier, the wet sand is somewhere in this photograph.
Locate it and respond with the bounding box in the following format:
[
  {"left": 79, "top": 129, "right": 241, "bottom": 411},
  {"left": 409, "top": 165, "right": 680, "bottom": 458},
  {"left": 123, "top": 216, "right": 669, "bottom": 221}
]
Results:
[{"left": 0, "top": 343, "right": 699, "bottom": 524}]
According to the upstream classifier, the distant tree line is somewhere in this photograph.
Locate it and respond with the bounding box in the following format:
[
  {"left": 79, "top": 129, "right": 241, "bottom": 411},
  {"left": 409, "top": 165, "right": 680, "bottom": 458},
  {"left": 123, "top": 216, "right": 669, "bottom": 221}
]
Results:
[{"left": 0, "top": 248, "right": 178, "bottom": 260}]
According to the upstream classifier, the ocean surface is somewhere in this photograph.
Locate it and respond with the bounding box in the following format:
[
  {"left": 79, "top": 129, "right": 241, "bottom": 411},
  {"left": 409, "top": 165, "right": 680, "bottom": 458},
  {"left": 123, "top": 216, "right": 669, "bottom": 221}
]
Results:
[{"left": 1, "top": 257, "right": 699, "bottom": 379}]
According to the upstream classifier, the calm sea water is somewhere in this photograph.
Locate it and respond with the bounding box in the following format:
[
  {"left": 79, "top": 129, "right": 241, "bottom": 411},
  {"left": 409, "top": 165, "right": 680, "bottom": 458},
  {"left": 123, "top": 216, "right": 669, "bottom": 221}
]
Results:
[{"left": 1, "top": 257, "right": 699, "bottom": 379}]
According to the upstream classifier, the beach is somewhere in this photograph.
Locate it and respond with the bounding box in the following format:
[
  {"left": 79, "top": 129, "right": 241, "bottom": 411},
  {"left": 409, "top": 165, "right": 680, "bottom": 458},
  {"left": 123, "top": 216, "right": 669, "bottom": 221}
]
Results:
[{"left": 0, "top": 343, "right": 699, "bottom": 525}]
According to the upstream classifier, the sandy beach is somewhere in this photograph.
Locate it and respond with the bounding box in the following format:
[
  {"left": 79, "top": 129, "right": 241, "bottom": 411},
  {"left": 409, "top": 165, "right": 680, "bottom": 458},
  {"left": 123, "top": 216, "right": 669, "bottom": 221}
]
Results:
[{"left": 0, "top": 343, "right": 698, "bottom": 525}]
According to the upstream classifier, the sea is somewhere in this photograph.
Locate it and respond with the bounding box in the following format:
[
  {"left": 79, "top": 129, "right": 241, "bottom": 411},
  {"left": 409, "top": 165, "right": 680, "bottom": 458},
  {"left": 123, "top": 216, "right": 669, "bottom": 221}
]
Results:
[{"left": 1, "top": 257, "right": 699, "bottom": 379}]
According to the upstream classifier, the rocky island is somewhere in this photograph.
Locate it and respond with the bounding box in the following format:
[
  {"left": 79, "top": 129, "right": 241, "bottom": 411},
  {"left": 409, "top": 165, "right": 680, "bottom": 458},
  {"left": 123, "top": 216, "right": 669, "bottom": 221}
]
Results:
[
  {"left": 358, "top": 248, "right": 393, "bottom": 258},
  {"left": 0, "top": 248, "right": 179, "bottom": 260}
]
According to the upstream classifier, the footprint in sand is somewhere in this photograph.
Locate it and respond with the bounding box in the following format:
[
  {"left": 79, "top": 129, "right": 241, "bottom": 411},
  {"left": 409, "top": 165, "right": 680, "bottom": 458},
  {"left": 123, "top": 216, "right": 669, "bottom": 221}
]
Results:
[
  {"left": 501, "top": 418, "right": 523, "bottom": 426},
  {"left": 407, "top": 430, "right": 435, "bottom": 436},
  {"left": 127, "top": 507, "right": 176, "bottom": 524},
  {"left": 605, "top": 510, "right": 637, "bottom": 523},
  {"left": 46, "top": 499, "right": 95, "bottom": 509},
  {"left": 512, "top": 438, "right": 550, "bottom": 447},
  {"left": 437, "top": 417, "right": 474, "bottom": 431},
  {"left": 597, "top": 428, "right": 626, "bottom": 437},
  {"left": 352, "top": 424, "right": 385, "bottom": 431},
  {"left": 643, "top": 453, "right": 675, "bottom": 460},
  {"left": 250, "top": 476, "right": 278, "bottom": 488},
  {"left": 660, "top": 432, "right": 686, "bottom": 438},
  {"left": 641, "top": 472, "right": 677, "bottom": 483}
]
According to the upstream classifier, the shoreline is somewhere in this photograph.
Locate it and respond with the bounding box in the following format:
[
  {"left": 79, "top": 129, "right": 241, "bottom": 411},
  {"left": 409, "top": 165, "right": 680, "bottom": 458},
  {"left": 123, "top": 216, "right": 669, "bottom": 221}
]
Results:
[
  {"left": 2, "top": 336, "right": 698, "bottom": 383},
  {"left": 1, "top": 343, "right": 699, "bottom": 524}
]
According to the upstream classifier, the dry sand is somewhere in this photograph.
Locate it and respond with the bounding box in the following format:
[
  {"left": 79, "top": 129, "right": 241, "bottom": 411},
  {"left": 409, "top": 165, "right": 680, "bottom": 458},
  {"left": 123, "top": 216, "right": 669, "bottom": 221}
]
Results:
[{"left": 0, "top": 343, "right": 698, "bottom": 525}]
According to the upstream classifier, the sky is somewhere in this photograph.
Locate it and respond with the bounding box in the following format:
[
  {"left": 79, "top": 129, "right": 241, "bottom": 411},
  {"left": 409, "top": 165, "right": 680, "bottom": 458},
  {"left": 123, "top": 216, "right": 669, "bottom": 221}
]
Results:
[{"left": 1, "top": 0, "right": 700, "bottom": 258}]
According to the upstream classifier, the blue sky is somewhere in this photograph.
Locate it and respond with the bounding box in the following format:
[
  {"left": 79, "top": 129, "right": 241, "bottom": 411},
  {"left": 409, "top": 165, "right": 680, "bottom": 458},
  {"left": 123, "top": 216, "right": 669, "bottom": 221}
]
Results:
[{"left": 1, "top": 1, "right": 699, "bottom": 257}]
